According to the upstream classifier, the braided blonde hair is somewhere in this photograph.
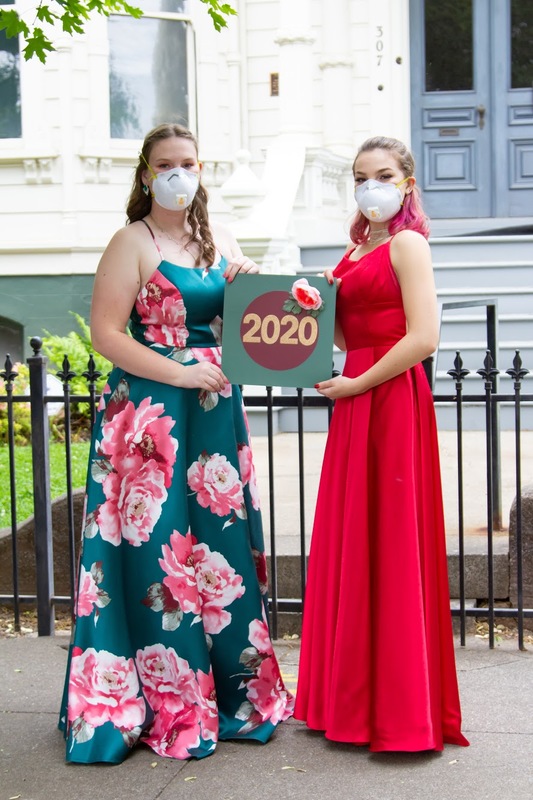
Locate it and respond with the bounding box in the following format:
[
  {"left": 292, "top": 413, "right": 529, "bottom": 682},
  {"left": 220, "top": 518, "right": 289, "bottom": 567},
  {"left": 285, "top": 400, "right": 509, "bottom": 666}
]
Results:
[{"left": 127, "top": 123, "right": 216, "bottom": 267}]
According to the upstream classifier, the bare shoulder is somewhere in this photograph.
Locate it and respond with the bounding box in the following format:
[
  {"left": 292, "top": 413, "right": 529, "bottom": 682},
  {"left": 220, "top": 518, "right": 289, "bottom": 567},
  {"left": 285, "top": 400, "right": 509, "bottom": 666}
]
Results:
[
  {"left": 102, "top": 220, "right": 154, "bottom": 263},
  {"left": 391, "top": 229, "right": 430, "bottom": 254},
  {"left": 390, "top": 230, "right": 433, "bottom": 283},
  {"left": 96, "top": 221, "right": 150, "bottom": 287},
  {"left": 211, "top": 219, "right": 242, "bottom": 260},
  {"left": 102, "top": 221, "right": 144, "bottom": 254}
]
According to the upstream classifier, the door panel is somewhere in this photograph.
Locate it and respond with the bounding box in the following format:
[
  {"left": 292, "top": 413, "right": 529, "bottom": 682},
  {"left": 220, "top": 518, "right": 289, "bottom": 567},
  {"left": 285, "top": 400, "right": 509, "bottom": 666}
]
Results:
[
  {"left": 493, "top": 0, "right": 533, "bottom": 216},
  {"left": 410, "top": 0, "right": 533, "bottom": 219}
]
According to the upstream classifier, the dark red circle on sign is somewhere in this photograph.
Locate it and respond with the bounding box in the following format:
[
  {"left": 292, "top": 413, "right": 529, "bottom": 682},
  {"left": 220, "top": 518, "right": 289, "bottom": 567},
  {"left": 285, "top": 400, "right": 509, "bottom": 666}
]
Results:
[{"left": 240, "top": 291, "right": 318, "bottom": 371}]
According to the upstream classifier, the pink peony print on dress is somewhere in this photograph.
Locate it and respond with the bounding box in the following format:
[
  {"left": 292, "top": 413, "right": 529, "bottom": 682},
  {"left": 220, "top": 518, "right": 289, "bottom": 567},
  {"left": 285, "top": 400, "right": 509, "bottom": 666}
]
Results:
[
  {"left": 235, "top": 611, "right": 294, "bottom": 733},
  {"left": 90, "top": 388, "right": 179, "bottom": 547},
  {"left": 252, "top": 549, "right": 269, "bottom": 596},
  {"left": 237, "top": 443, "right": 261, "bottom": 511},
  {"left": 76, "top": 562, "right": 110, "bottom": 622},
  {"left": 100, "top": 396, "right": 178, "bottom": 488},
  {"left": 197, "top": 668, "right": 218, "bottom": 743},
  {"left": 248, "top": 616, "right": 274, "bottom": 656},
  {"left": 102, "top": 378, "right": 129, "bottom": 422},
  {"left": 145, "top": 296, "right": 189, "bottom": 347},
  {"left": 67, "top": 648, "right": 145, "bottom": 745},
  {"left": 158, "top": 529, "right": 199, "bottom": 616},
  {"left": 135, "top": 273, "right": 189, "bottom": 348},
  {"left": 193, "top": 540, "right": 246, "bottom": 634},
  {"left": 148, "top": 528, "right": 246, "bottom": 635},
  {"left": 97, "top": 460, "right": 167, "bottom": 547},
  {"left": 245, "top": 656, "right": 293, "bottom": 726},
  {"left": 141, "top": 704, "right": 202, "bottom": 759},
  {"left": 97, "top": 382, "right": 111, "bottom": 413},
  {"left": 190, "top": 346, "right": 232, "bottom": 400},
  {"left": 187, "top": 452, "right": 245, "bottom": 519},
  {"left": 136, "top": 644, "right": 200, "bottom": 715},
  {"left": 136, "top": 644, "right": 216, "bottom": 759}
]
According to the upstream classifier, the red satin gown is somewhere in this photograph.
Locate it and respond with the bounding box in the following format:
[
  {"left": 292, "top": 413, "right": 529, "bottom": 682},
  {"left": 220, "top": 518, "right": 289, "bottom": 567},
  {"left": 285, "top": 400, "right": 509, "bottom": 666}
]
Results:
[{"left": 294, "top": 241, "right": 469, "bottom": 751}]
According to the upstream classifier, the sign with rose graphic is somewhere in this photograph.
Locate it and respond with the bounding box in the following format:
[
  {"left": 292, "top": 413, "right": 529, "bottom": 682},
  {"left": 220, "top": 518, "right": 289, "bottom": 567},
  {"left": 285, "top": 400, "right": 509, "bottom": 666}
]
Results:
[{"left": 222, "top": 274, "right": 336, "bottom": 387}]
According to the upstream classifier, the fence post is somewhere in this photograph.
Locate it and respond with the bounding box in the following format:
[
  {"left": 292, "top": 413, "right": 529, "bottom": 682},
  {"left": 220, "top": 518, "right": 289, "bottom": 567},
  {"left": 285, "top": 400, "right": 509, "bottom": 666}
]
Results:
[
  {"left": 27, "top": 336, "right": 55, "bottom": 635},
  {"left": 487, "top": 303, "right": 502, "bottom": 530}
]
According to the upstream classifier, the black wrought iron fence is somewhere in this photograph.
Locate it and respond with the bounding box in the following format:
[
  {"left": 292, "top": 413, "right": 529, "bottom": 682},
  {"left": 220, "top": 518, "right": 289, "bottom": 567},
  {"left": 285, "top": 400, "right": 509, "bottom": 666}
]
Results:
[{"left": 1, "top": 333, "right": 532, "bottom": 649}]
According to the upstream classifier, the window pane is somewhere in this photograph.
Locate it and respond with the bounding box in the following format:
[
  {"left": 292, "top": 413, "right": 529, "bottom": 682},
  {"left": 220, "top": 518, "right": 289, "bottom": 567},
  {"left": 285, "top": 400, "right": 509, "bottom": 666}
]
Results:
[
  {"left": 137, "top": 0, "right": 186, "bottom": 11},
  {"left": 0, "top": 315, "right": 23, "bottom": 364},
  {"left": 0, "top": 28, "right": 21, "bottom": 138},
  {"left": 511, "top": 0, "right": 533, "bottom": 88},
  {"left": 425, "top": 0, "right": 473, "bottom": 92},
  {"left": 109, "top": 15, "right": 189, "bottom": 139}
]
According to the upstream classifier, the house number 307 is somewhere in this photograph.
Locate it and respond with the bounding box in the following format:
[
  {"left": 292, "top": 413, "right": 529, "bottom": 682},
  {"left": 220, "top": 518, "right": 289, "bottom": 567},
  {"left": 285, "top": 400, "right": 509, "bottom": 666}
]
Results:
[{"left": 376, "top": 26, "right": 384, "bottom": 66}]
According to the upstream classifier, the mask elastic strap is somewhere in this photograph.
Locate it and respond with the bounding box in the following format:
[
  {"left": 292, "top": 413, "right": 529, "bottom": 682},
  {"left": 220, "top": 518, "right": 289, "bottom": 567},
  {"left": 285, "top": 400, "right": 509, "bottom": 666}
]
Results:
[
  {"left": 397, "top": 175, "right": 411, "bottom": 206},
  {"left": 139, "top": 151, "right": 157, "bottom": 180}
]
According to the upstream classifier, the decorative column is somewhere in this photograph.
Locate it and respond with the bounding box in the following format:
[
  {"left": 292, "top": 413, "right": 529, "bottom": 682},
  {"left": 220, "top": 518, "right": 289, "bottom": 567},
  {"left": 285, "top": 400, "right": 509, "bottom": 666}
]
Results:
[
  {"left": 274, "top": 0, "right": 315, "bottom": 141},
  {"left": 225, "top": 0, "right": 248, "bottom": 154},
  {"left": 49, "top": 35, "right": 77, "bottom": 236},
  {"left": 194, "top": 5, "right": 226, "bottom": 160},
  {"left": 367, "top": 0, "right": 410, "bottom": 142},
  {"left": 319, "top": 0, "right": 354, "bottom": 158},
  {"left": 225, "top": 0, "right": 317, "bottom": 272}
]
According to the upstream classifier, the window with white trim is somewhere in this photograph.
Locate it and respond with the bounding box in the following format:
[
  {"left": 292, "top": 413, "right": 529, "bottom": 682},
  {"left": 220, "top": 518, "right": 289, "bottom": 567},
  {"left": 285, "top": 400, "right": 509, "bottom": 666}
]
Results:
[
  {"left": 0, "top": 0, "right": 21, "bottom": 138},
  {"left": 109, "top": 0, "right": 195, "bottom": 139}
]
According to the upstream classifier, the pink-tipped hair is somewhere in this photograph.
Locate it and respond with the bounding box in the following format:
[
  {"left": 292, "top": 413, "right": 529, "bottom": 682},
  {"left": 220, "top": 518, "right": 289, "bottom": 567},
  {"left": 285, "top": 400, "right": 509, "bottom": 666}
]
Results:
[{"left": 349, "top": 137, "right": 430, "bottom": 245}]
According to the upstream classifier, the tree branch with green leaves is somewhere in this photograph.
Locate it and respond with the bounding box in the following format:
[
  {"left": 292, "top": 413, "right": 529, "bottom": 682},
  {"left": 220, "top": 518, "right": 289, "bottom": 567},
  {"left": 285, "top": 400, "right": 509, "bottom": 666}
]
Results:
[{"left": 0, "top": 0, "right": 237, "bottom": 63}]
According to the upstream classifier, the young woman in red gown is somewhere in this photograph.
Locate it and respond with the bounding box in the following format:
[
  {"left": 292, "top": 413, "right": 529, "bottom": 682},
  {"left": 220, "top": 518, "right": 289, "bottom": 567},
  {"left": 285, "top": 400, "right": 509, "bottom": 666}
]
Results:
[{"left": 294, "top": 136, "right": 469, "bottom": 752}]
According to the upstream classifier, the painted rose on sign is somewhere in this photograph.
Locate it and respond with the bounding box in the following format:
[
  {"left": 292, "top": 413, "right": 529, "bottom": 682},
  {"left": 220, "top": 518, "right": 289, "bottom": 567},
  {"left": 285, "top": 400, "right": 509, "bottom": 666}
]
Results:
[{"left": 283, "top": 278, "right": 324, "bottom": 317}]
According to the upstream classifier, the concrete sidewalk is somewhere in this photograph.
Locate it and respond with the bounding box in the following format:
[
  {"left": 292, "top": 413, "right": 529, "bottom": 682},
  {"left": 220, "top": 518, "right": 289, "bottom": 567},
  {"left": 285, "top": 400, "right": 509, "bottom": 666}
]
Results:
[{"left": 1, "top": 633, "right": 532, "bottom": 800}]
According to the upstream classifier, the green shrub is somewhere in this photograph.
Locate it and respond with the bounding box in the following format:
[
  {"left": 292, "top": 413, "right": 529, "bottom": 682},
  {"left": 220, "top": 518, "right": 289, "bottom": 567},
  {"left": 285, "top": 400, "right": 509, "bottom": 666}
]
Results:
[
  {"left": 0, "top": 363, "right": 32, "bottom": 446},
  {"left": 42, "top": 313, "right": 112, "bottom": 441},
  {"left": 42, "top": 313, "right": 112, "bottom": 394}
]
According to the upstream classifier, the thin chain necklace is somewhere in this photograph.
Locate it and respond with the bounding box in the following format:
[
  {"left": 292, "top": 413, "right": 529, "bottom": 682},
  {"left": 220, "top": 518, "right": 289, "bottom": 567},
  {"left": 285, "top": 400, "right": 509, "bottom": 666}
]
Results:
[
  {"left": 367, "top": 229, "right": 391, "bottom": 245},
  {"left": 149, "top": 215, "right": 188, "bottom": 248}
]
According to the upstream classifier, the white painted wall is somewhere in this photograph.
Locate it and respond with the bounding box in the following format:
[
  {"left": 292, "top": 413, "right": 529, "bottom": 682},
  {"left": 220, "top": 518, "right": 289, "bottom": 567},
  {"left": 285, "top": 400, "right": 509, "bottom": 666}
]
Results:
[{"left": 0, "top": 0, "right": 412, "bottom": 278}]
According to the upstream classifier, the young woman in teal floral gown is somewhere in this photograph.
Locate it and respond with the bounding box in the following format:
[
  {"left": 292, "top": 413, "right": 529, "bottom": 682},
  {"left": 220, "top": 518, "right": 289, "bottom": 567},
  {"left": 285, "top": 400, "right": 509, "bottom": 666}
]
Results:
[{"left": 59, "top": 123, "right": 293, "bottom": 763}]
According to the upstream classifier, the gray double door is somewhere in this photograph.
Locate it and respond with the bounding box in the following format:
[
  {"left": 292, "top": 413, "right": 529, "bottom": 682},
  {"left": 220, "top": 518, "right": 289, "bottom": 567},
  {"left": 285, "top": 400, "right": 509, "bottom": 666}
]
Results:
[{"left": 410, "top": 0, "right": 533, "bottom": 219}]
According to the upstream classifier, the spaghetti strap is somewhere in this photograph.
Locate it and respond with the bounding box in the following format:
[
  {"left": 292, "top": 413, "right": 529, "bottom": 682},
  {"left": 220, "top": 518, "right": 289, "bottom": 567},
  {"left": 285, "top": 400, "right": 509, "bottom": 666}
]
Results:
[{"left": 140, "top": 218, "right": 164, "bottom": 262}]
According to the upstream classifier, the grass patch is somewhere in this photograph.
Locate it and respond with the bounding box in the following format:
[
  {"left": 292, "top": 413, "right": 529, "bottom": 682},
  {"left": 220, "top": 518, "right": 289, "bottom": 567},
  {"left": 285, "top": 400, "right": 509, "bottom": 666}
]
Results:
[{"left": 0, "top": 441, "right": 90, "bottom": 528}]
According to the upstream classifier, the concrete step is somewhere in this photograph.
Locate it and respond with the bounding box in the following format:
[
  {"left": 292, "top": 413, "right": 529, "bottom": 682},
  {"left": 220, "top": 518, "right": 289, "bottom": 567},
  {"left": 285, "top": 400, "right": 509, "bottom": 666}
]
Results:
[
  {"left": 437, "top": 286, "right": 533, "bottom": 315},
  {"left": 435, "top": 343, "right": 533, "bottom": 376},
  {"left": 430, "top": 235, "right": 533, "bottom": 262},
  {"left": 438, "top": 313, "right": 533, "bottom": 342},
  {"left": 300, "top": 235, "right": 533, "bottom": 270},
  {"left": 264, "top": 534, "right": 514, "bottom": 638},
  {"left": 434, "top": 262, "right": 533, "bottom": 289},
  {"left": 434, "top": 402, "right": 533, "bottom": 430},
  {"left": 266, "top": 543, "right": 509, "bottom": 609}
]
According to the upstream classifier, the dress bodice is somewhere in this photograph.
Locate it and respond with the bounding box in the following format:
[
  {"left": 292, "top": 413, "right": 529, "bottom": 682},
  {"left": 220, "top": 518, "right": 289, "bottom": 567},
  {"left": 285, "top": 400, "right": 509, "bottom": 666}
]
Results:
[
  {"left": 333, "top": 242, "right": 407, "bottom": 351},
  {"left": 129, "top": 257, "right": 228, "bottom": 350}
]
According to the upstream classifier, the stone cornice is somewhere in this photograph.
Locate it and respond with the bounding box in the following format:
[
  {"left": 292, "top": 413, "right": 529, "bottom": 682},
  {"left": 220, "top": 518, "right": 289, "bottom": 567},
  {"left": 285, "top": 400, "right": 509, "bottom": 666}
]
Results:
[
  {"left": 319, "top": 58, "right": 354, "bottom": 70},
  {"left": 274, "top": 30, "right": 315, "bottom": 47}
]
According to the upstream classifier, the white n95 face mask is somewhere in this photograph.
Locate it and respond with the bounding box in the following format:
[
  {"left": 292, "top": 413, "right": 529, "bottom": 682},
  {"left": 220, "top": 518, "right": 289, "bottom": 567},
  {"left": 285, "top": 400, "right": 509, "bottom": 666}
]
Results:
[
  {"left": 152, "top": 167, "right": 199, "bottom": 211},
  {"left": 354, "top": 178, "right": 408, "bottom": 222}
]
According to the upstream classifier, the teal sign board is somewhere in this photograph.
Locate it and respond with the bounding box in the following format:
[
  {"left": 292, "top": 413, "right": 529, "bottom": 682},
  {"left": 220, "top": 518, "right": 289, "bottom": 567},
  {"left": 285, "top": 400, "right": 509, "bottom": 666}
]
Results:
[{"left": 222, "top": 274, "right": 337, "bottom": 388}]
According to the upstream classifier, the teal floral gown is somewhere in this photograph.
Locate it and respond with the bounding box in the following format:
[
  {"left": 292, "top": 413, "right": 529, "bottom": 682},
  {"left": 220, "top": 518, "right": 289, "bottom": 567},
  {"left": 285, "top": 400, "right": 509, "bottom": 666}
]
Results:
[{"left": 59, "top": 243, "right": 293, "bottom": 763}]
